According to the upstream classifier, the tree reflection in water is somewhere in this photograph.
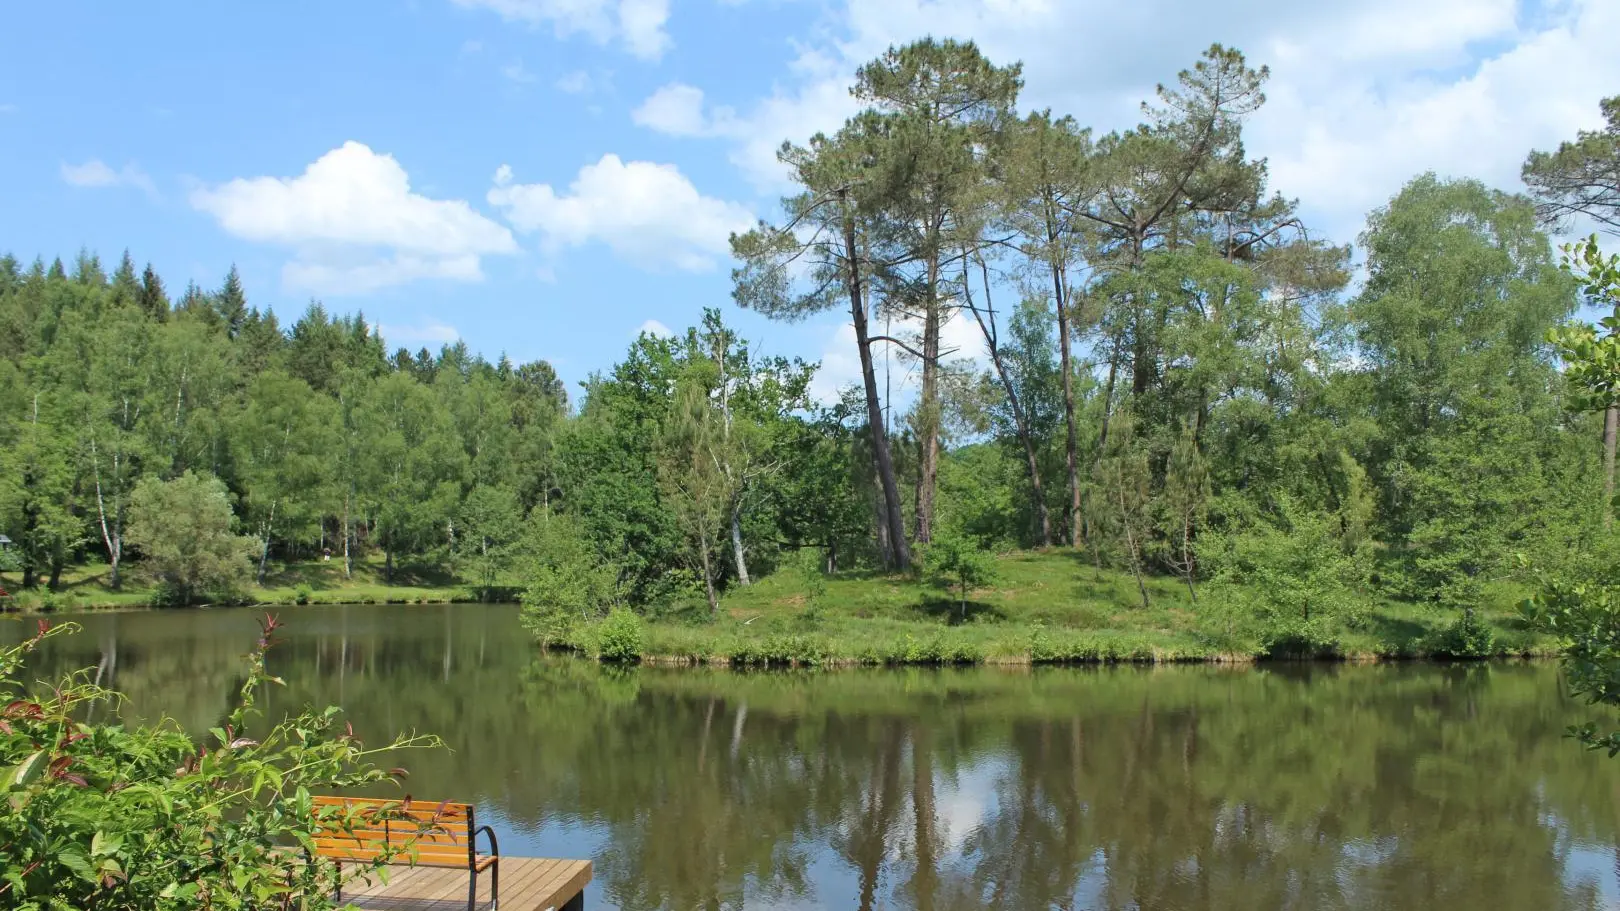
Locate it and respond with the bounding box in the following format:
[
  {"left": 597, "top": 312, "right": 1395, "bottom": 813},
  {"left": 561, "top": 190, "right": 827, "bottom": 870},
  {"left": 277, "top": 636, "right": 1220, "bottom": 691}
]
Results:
[{"left": 9, "top": 604, "right": 1620, "bottom": 911}]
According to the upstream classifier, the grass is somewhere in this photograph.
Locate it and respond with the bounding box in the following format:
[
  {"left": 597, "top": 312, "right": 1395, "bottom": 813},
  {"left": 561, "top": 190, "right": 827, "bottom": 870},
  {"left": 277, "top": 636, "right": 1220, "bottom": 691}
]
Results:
[
  {"left": 4, "top": 548, "right": 1556, "bottom": 666},
  {"left": 558, "top": 549, "right": 1555, "bottom": 666},
  {"left": 0, "top": 555, "right": 501, "bottom": 613}
]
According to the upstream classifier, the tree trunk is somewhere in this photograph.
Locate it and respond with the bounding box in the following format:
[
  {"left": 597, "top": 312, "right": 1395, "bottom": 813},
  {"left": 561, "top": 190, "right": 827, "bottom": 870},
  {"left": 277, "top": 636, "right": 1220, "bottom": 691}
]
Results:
[
  {"left": 384, "top": 532, "right": 394, "bottom": 585},
  {"left": 46, "top": 554, "right": 62, "bottom": 591},
  {"left": 342, "top": 486, "right": 354, "bottom": 579},
  {"left": 1051, "top": 237, "right": 1082, "bottom": 549},
  {"left": 968, "top": 256, "right": 1051, "bottom": 547},
  {"left": 916, "top": 257, "right": 941, "bottom": 545},
  {"left": 1605, "top": 405, "right": 1618, "bottom": 529},
  {"left": 730, "top": 505, "right": 751, "bottom": 586},
  {"left": 843, "top": 195, "right": 911, "bottom": 570},
  {"left": 1117, "top": 481, "right": 1149, "bottom": 609},
  {"left": 89, "top": 438, "right": 122, "bottom": 590},
  {"left": 700, "top": 530, "right": 719, "bottom": 615},
  {"left": 257, "top": 500, "right": 277, "bottom": 585}
]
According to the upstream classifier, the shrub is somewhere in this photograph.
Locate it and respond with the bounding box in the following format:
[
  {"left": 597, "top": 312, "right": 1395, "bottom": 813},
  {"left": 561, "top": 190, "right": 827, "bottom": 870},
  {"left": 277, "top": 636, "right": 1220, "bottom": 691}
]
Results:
[
  {"left": 1429, "top": 609, "right": 1498, "bottom": 658},
  {"left": 0, "top": 616, "right": 438, "bottom": 909},
  {"left": 127, "top": 471, "right": 257, "bottom": 606},
  {"left": 596, "top": 607, "right": 645, "bottom": 662}
]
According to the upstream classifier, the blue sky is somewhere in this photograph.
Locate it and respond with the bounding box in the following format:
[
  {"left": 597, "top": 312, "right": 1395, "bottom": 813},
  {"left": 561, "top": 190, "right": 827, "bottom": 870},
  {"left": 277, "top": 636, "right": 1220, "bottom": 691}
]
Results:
[{"left": 1, "top": 0, "right": 1614, "bottom": 400}]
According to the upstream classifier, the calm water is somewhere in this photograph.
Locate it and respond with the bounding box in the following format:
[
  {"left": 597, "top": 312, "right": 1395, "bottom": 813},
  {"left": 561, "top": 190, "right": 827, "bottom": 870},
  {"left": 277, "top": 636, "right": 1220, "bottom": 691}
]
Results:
[{"left": 7, "top": 603, "right": 1620, "bottom": 910}]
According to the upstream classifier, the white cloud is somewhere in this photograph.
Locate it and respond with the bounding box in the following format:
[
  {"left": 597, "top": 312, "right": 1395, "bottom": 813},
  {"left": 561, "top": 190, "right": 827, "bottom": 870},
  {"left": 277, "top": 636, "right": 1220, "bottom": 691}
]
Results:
[
  {"left": 635, "top": 0, "right": 1618, "bottom": 244},
  {"left": 450, "top": 0, "right": 670, "bottom": 60},
  {"left": 632, "top": 83, "right": 711, "bottom": 136},
  {"left": 633, "top": 79, "right": 859, "bottom": 189},
  {"left": 61, "top": 159, "right": 158, "bottom": 197},
  {"left": 378, "top": 320, "right": 462, "bottom": 347},
  {"left": 487, "top": 154, "right": 754, "bottom": 272},
  {"left": 501, "top": 60, "right": 538, "bottom": 83},
  {"left": 637, "top": 319, "right": 675, "bottom": 338},
  {"left": 555, "top": 69, "right": 594, "bottom": 94},
  {"left": 191, "top": 141, "right": 517, "bottom": 294}
]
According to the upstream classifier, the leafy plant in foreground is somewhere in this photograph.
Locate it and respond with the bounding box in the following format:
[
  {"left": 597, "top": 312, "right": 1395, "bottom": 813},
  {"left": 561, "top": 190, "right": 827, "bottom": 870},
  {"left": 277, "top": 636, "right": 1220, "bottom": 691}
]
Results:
[{"left": 0, "top": 615, "right": 439, "bottom": 909}]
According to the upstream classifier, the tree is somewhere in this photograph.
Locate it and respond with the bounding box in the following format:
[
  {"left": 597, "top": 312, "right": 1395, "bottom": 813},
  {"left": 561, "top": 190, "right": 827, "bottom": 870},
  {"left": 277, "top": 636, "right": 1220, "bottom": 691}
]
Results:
[
  {"left": 731, "top": 121, "right": 913, "bottom": 570},
  {"left": 997, "top": 111, "right": 1092, "bottom": 546},
  {"left": 922, "top": 529, "right": 996, "bottom": 622},
  {"left": 1160, "top": 424, "right": 1209, "bottom": 601},
  {"left": 1527, "top": 102, "right": 1620, "bottom": 517},
  {"left": 460, "top": 484, "right": 523, "bottom": 601},
  {"left": 216, "top": 264, "right": 248, "bottom": 338},
  {"left": 1348, "top": 175, "right": 1577, "bottom": 603},
  {"left": 234, "top": 371, "right": 338, "bottom": 582},
  {"left": 658, "top": 365, "right": 736, "bottom": 614},
  {"left": 1523, "top": 95, "right": 1620, "bottom": 236},
  {"left": 852, "top": 37, "right": 1022, "bottom": 545},
  {"left": 127, "top": 471, "right": 256, "bottom": 605},
  {"left": 521, "top": 514, "right": 623, "bottom": 645}
]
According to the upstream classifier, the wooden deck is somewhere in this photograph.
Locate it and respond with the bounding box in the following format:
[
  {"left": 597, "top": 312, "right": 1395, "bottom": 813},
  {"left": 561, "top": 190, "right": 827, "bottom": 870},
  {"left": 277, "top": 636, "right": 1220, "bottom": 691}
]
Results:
[{"left": 339, "top": 857, "right": 591, "bottom": 911}]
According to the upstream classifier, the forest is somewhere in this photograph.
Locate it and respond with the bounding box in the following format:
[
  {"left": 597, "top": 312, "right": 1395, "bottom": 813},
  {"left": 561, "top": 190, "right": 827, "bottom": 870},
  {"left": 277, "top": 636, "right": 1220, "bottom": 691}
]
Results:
[{"left": 2, "top": 42, "right": 1619, "bottom": 661}]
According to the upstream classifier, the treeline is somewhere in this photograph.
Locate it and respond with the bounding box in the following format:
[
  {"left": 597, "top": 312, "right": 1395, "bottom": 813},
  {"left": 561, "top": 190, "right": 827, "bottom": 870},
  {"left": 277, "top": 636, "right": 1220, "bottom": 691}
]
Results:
[
  {"left": 0, "top": 256, "right": 571, "bottom": 598},
  {"left": 2, "top": 41, "right": 1617, "bottom": 625},
  {"left": 726, "top": 40, "right": 1620, "bottom": 627}
]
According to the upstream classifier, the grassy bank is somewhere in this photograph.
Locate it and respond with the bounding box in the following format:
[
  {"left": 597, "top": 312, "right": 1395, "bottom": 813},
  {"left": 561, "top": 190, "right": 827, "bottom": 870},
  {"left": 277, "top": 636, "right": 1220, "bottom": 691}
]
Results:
[
  {"left": 0, "top": 556, "right": 499, "bottom": 612},
  {"left": 559, "top": 551, "right": 1554, "bottom": 665}
]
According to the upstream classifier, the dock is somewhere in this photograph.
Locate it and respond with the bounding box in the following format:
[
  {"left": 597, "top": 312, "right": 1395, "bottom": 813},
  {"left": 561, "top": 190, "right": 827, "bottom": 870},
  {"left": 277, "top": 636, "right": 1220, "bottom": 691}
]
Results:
[{"left": 339, "top": 857, "right": 592, "bottom": 911}]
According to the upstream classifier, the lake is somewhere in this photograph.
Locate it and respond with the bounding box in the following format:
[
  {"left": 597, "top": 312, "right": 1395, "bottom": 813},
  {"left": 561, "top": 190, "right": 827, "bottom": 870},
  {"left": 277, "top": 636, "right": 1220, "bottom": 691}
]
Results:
[{"left": 7, "top": 603, "right": 1620, "bottom": 910}]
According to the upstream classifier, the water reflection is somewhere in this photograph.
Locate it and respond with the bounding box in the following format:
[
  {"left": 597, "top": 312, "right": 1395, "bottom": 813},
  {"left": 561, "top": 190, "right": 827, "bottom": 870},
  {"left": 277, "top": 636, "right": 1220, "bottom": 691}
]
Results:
[{"left": 7, "top": 605, "right": 1620, "bottom": 910}]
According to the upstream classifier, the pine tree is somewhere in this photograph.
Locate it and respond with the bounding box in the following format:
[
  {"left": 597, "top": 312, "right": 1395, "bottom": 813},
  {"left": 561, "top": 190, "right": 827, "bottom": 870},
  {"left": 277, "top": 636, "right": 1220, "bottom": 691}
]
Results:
[
  {"left": 216, "top": 265, "right": 248, "bottom": 338},
  {"left": 138, "top": 263, "right": 170, "bottom": 322}
]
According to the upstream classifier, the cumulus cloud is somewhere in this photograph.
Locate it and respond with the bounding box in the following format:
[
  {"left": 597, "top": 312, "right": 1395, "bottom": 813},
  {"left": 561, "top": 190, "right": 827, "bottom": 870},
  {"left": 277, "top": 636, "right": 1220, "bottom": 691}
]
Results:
[
  {"left": 487, "top": 155, "right": 754, "bottom": 272},
  {"left": 190, "top": 141, "right": 516, "bottom": 294},
  {"left": 632, "top": 83, "right": 713, "bottom": 136},
  {"left": 61, "top": 159, "right": 158, "bottom": 197},
  {"left": 450, "top": 0, "right": 670, "bottom": 60},
  {"left": 637, "top": 319, "right": 675, "bottom": 338},
  {"left": 378, "top": 320, "right": 462, "bottom": 347},
  {"left": 634, "top": 0, "right": 1618, "bottom": 243}
]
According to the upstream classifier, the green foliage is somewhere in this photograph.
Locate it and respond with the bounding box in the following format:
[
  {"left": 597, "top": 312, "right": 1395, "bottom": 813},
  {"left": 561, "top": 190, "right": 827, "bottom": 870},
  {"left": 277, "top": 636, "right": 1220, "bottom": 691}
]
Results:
[
  {"left": 0, "top": 616, "right": 438, "bottom": 909},
  {"left": 921, "top": 530, "right": 998, "bottom": 622},
  {"left": 1549, "top": 235, "right": 1620, "bottom": 412},
  {"left": 520, "top": 515, "right": 623, "bottom": 645},
  {"left": 1201, "top": 494, "right": 1373, "bottom": 641},
  {"left": 127, "top": 471, "right": 257, "bottom": 606},
  {"left": 594, "top": 607, "right": 646, "bottom": 663},
  {"left": 1525, "top": 575, "right": 1620, "bottom": 752}
]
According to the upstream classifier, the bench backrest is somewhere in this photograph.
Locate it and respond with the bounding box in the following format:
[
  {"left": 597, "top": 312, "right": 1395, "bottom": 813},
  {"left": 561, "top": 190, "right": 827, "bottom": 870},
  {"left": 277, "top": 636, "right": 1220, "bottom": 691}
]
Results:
[{"left": 310, "top": 796, "right": 477, "bottom": 866}]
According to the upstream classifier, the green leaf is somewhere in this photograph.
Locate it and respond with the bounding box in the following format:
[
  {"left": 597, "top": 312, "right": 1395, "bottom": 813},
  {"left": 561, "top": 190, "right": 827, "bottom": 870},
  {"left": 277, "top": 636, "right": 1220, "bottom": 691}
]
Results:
[
  {"left": 8, "top": 750, "right": 48, "bottom": 789},
  {"left": 91, "top": 830, "right": 124, "bottom": 858}
]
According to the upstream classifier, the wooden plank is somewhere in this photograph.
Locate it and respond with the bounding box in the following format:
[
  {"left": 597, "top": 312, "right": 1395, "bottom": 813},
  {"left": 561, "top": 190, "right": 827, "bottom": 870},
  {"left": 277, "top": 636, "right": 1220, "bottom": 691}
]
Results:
[{"left": 340, "top": 857, "right": 591, "bottom": 911}]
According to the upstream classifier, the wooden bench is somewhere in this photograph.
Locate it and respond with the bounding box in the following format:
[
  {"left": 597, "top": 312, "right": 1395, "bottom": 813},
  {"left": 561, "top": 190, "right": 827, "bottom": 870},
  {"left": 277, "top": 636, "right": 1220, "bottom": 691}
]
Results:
[{"left": 310, "top": 796, "right": 500, "bottom": 911}]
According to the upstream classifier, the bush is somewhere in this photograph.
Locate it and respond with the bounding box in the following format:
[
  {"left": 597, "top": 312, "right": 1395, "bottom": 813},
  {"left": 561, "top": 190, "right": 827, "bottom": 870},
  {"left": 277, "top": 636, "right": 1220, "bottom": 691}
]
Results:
[
  {"left": 127, "top": 471, "right": 257, "bottom": 605},
  {"left": 0, "top": 616, "right": 438, "bottom": 909},
  {"left": 596, "top": 607, "right": 645, "bottom": 662},
  {"left": 520, "top": 516, "right": 623, "bottom": 646},
  {"left": 1429, "top": 609, "right": 1498, "bottom": 658}
]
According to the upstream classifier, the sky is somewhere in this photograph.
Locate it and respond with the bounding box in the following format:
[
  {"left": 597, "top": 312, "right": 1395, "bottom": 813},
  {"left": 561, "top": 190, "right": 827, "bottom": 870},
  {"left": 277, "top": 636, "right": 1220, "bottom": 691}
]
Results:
[{"left": 0, "top": 0, "right": 1615, "bottom": 402}]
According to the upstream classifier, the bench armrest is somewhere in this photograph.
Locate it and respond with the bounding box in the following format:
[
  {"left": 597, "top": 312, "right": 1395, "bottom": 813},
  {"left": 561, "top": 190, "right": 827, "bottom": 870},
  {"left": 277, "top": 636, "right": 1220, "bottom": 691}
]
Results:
[{"left": 472, "top": 824, "right": 500, "bottom": 860}]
